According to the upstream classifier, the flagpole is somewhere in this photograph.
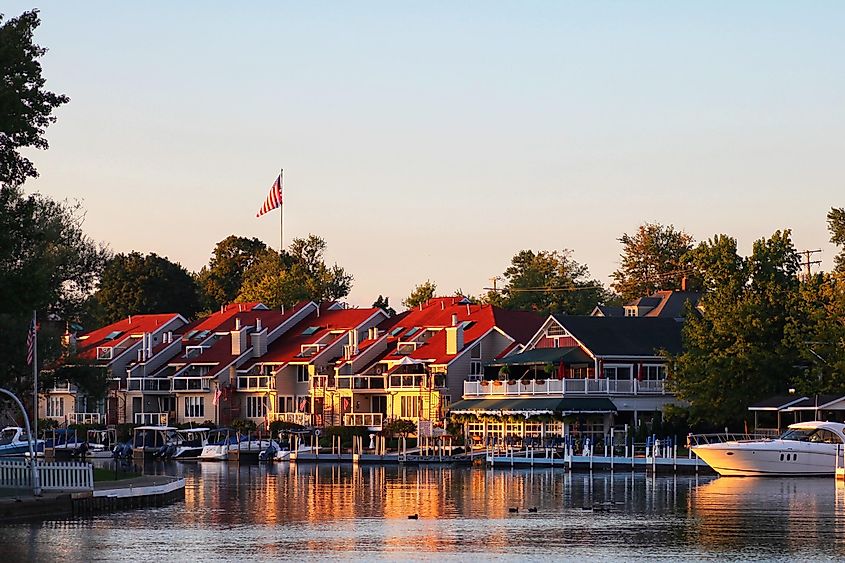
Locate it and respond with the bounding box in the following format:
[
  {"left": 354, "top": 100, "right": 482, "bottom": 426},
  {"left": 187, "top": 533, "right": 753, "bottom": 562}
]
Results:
[
  {"left": 279, "top": 168, "right": 284, "bottom": 255},
  {"left": 32, "top": 310, "right": 38, "bottom": 442}
]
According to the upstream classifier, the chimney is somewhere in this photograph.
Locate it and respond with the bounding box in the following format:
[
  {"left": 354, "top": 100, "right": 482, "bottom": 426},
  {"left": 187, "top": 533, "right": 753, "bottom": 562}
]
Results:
[
  {"left": 446, "top": 324, "right": 464, "bottom": 355},
  {"left": 451, "top": 313, "right": 458, "bottom": 327},
  {"left": 681, "top": 276, "right": 688, "bottom": 291},
  {"left": 256, "top": 318, "right": 262, "bottom": 331},
  {"left": 235, "top": 318, "right": 241, "bottom": 330},
  {"left": 251, "top": 324, "right": 268, "bottom": 358},
  {"left": 231, "top": 321, "right": 249, "bottom": 355}
]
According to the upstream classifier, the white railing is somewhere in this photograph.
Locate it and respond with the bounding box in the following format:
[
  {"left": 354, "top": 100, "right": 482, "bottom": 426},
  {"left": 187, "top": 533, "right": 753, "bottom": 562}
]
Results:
[
  {"left": 50, "top": 382, "right": 77, "bottom": 393},
  {"left": 68, "top": 412, "right": 102, "bottom": 425},
  {"left": 273, "top": 412, "right": 313, "bottom": 426},
  {"left": 126, "top": 378, "right": 172, "bottom": 392},
  {"left": 337, "top": 375, "right": 386, "bottom": 390},
  {"left": 172, "top": 377, "right": 211, "bottom": 391},
  {"left": 688, "top": 431, "right": 775, "bottom": 446},
  {"left": 463, "top": 378, "right": 667, "bottom": 397},
  {"left": 236, "top": 375, "right": 273, "bottom": 391},
  {"left": 0, "top": 460, "right": 93, "bottom": 491},
  {"left": 343, "top": 413, "right": 383, "bottom": 429},
  {"left": 134, "top": 412, "right": 168, "bottom": 425}
]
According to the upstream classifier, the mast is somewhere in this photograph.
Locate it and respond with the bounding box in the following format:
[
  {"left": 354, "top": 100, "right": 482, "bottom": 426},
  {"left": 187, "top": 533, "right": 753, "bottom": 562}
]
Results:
[{"left": 280, "top": 168, "right": 284, "bottom": 255}]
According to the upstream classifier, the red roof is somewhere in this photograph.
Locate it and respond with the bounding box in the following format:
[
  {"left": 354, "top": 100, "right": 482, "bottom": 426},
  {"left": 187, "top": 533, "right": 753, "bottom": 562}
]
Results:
[
  {"left": 76, "top": 314, "right": 183, "bottom": 362},
  {"left": 178, "top": 301, "right": 269, "bottom": 334}
]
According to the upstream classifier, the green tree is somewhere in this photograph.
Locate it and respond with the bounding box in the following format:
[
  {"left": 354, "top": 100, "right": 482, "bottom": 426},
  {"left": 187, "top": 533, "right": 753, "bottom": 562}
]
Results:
[
  {"left": 403, "top": 280, "right": 436, "bottom": 309},
  {"left": 93, "top": 252, "right": 200, "bottom": 323},
  {"left": 237, "top": 235, "right": 353, "bottom": 308},
  {"left": 669, "top": 231, "right": 801, "bottom": 427},
  {"left": 0, "top": 10, "right": 69, "bottom": 187},
  {"left": 611, "top": 222, "right": 695, "bottom": 301},
  {"left": 372, "top": 295, "right": 396, "bottom": 316},
  {"left": 828, "top": 207, "right": 845, "bottom": 273},
  {"left": 196, "top": 235, "right": 273, "bottom": 310},
  {"left": 486, "top": 249, "right": 610, "bottom": 315}
]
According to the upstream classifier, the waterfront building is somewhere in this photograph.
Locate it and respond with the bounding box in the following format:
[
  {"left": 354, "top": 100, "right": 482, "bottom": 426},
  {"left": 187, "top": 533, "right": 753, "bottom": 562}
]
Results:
[
  {"left": 450, "top": 313, "right": 684, "bottom": 446},
  {"left": 591, "top": 289, "right": 702, "bottom": 320}
]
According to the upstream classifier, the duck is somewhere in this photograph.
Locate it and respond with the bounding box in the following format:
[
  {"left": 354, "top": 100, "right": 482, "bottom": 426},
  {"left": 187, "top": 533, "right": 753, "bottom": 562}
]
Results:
[
  {"left": 508, "top": 507, "right": 519, "bottom": 513},
  {"left": 527, "top": 507, "right": 538, "bottom": 513},
  {"left": 408, "top": 514, "right": 419, "bottom": 520}
]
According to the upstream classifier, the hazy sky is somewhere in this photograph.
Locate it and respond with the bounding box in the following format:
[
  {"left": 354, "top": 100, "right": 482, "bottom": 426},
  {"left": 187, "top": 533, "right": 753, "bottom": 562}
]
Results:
[{"left": 8, "top": 2, "right": 844, "bottom": 307}]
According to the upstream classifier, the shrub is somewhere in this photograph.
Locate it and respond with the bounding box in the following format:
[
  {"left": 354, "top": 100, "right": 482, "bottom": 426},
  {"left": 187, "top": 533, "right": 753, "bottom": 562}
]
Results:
[{"left": 231, "top": 418, "right": 257, "bottom": 434}]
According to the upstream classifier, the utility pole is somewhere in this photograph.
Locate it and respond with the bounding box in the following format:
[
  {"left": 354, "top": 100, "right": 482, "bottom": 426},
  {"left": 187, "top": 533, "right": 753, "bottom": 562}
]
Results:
[{"left": 800, "top": 249, "right": 822, "bottom": 281}]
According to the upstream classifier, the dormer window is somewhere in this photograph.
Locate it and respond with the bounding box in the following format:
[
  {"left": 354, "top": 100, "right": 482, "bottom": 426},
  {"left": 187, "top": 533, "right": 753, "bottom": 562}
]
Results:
[
  {"left": 396, "top": 342, "right": 417, "bottom": 355},
  {"left": 624, "top": 307, "right": 638, "bottom": 317}
]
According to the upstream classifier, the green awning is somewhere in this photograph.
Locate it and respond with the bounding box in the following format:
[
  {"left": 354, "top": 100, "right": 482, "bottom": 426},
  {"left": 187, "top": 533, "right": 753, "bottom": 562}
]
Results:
[
  {"left": 448, "top": 397, "right": 616, "bottom": 416},
  {"left": 486, "top": 347, "right": 592, "bottom": 367}
]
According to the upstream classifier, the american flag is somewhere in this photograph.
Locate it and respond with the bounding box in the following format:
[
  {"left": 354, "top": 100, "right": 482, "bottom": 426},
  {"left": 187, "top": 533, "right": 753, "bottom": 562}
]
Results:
[
  {"left": 26, "top": 318, "right": 37, "bottom": 366},
  {"left": 256, "top": 174, "right": 283, "bottom": 218}
]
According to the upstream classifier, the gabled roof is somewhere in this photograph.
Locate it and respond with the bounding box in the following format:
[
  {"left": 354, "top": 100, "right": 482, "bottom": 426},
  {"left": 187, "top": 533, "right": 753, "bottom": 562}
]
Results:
[
  {"left": 551, "top": 315, "right": 683, "bottom": 357},
  {"left": 591, "top": 305, "right": 625, "bottom": 317},
  {"left": 178, "top": 301, "right": 275, "bottom": 334},
  {"left": 486, "top": 346, "right": 592, "bottom": 367},
  {"left": 643, "top": 291, "right": 702, "bottom": 319},
  {"left": 75, "top": 314, "right": 183, "bottom": 362}
]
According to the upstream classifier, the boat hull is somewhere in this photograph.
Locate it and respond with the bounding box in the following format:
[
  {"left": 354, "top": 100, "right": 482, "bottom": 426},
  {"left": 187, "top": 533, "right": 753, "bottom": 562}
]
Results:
[{"left": 692, "top": 441, "right": 839, "bottom": 477}]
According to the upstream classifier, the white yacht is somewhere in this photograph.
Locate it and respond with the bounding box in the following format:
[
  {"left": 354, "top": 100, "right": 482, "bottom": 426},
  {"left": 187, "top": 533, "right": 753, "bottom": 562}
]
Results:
[
  {"left": 198, "top": 428, "right": 279, "bottom": 461},
  {"left": 0, "top": 427, "right": 43, "bottom": 456},
  {"left": 691, "top": 421, "right": 845, "bottom": 476}
]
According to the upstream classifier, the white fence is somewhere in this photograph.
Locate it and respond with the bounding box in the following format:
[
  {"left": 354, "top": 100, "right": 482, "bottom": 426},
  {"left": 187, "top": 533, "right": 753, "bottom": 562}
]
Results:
[
  {"left": 0, "top": 459, "right": 94, "bottom": 491},
  {"left": 464, "top": 378, "right": 667, "bottom": 397},
  {"left": 68, "top": 412, "right": 102, "bottom": 425},
  {"left": 343, "top": 413, "right": 384, "bottom": 429},
  {"left": 135, "top": 412, "right": 168, "bottom": 425}
]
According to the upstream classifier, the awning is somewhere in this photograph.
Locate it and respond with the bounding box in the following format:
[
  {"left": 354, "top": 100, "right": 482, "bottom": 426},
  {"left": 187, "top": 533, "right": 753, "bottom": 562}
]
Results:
[
  {"left": 747, "top": 395, "right": 808, "bottom": 411},
  {"left": 486, "top": 347, "right": 592, "bottom": 367},
  {"left": 448, "top": 397, "right": 617, "bottom": 416}
]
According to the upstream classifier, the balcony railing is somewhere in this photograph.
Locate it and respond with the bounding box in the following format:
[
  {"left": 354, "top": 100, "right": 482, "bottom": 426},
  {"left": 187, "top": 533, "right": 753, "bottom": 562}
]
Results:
[
  {"left": 272, "top": 412, "right": 313, "bottom": 427},
  {"left": 388, "top": 374, "right": 446, "bottom": 389},
  {"left": 337, "top": 374, "right": 385, "bottom": 390},
  {"left": 49, "top": 382, "right": 77, "bottom": 394},
  {"left": 311, "top": 375, "right": 335, "bottom": 389},
  {"left": 343, "top": 413, "right": 383, "bottom": 429},
  {"left": 125, "top": 378, "right": 172, "bottom": 392},
  {"left": 134, "top": 412, "right": 168, "bottom": 425},
  {"left": 237, "top": 376, "right": 274, "bottom": 391},
  {"left": 463, "top": 378, "right": 668, "bottom": 398},
  {"left": 68, "top": 412, "right": 102, "bottom": 425},
  {"left": 172, "top": 377, "right": 212, "bottom": 391}
]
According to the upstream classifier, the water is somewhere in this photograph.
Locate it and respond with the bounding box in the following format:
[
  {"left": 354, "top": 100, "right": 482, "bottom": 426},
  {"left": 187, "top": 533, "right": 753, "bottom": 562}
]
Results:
[{"left": 5, "top": 462, "right": 845, "bottom": 561}]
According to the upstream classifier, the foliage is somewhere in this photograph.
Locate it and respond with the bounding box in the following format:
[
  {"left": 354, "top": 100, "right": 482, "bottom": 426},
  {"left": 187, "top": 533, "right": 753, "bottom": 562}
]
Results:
[
  {"left": 0, "top": 10, "right": 69, "bottom": 187},
  {"left": 829, "top": 207, "right": 845, "bottom": 273},
  {"left": 611, "top": 222, "right": 696, "bottom": 301},
  {"left": 372, "top": 295, "right": 396, "bottom": 316},
  {"left": 669, "top": 231, "right": 802, "bottom": 427},
  {"left": 484, "top": 249, "right": 612, "bottom": 315},
  {"left": 402, "top": 280, "right": 436, "bottom": 309},
  {"left": 269, "top": 420, "right": 304, "bottom": 435},
  {"left": 50, "top": 362, "right": 109, "bottom": 402},
  {"left": 196, "top": 235, "right": 274, "bottom": 310},
  {"left": 382, "top": 418, "right": 417, "bottom": 438},
  {"left": 318, "top": 425, "right": 370, "bottom": 448},
  {"left": 230, "top": 418, "right": 257, "bottom": 433},
  {"left": 91, "top": 252, "right": 200, "bottom": 323},
  {"left": 237, "top": 235, "right": 353, "bottom": 308}
]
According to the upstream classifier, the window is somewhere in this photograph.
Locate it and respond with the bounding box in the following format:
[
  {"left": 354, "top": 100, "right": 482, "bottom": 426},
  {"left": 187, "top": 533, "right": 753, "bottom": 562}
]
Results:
[
  {"left": 105, "top": 330, "right": 122, "bottom": 340},
  {"left": 405, "top": 327, "right": 421, "bottom": 337},
  {"left": 401, "top": 396, "right": 420, "bottom": 418},
  {"left": 470, "top": 344, "right": 481, "bottom": 359},
  {"left": 470, "top": 361, "right": 483, "bottom": 376},
  {"left": 301, "top": 326, "right": 320, "bottom": 336},
  {"left": 246, "top": 396, "right": 268, "bottom": 418},
  {"left": 296, "top": 365, "right": 309, "bottom": 383},
  {"left": 642, "top": 365, "right": 667, "bottom": 381},
  {"left": 625, "top": 307, "right": 637, "bottom": 317},
  {"left": 184, "top": 396, "right": 205, "bottom": 418},
  {"left": 389, "top": 326, "right": 404, "bottom": 337},
  {"left": 571, "top": 364, "right": 589, "bottom": 378},
  {"left": 546, "top": 324, "right": 566, "bottom": 337},
  {"left": 47, "top": 396, "right": 64, "bottom": 417},
  {"left": 277, "top": 396, "right": 294, "bottom": 413},
  {"left": 603, "top": 365, "right": 632, "bottom": 380}
]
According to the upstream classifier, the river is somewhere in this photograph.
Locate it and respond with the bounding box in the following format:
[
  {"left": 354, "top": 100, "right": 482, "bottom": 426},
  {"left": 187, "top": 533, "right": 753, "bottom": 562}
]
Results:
[{"left": 4, "top": 462, "right": 845, "bottom": 561}]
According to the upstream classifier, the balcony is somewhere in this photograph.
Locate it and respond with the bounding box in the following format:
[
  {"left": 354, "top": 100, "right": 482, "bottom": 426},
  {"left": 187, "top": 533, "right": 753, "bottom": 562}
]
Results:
[
  {"left": 68, "top": 412, "right": 102, "bottom": 425},
  {"left": 463, "top": 378, "right": 667, "bottom": 398},
  {"left": 134, "top": 412, "right": 168, "bottom": 425},
  {"left": 172, "top": 377, "right": 212, "bottom": 392},
  {"left": 337, "top": 374, "right": 385, "bottom": 391},
  {"left": 388, "top": 373, "right": 446, "bottom": 389},
  {"left": 343, "top": 413, "right": 383, "bottom": 430},
  {"left": 125, "top": 378, "right": 172, "bottom": 393},
  {"left": 49, "top": 382, "right": 77, "bottom": 394},
  {"left": 237, "top": 375, "right": 274, "bottom": 391},
  {"left": 311, "top": 375, "right": 335, "bottom": 389},
  {"left": 272, "top": 412, "right": 313, "bottom": 427}
]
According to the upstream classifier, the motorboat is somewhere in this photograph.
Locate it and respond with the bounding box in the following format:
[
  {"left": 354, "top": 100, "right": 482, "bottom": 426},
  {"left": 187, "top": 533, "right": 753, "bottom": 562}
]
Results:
[
  {"left": 45, "top": 428, "right": 86, "bottom": 459},
  {"left": 81, "top": 429, "right": 118, "bottom": 459},
  {"left": 198, "top": 428, "right": 279, "bottom": 461},
  {"left": 170, "top": 428, "right": 210, "bottom": 459},
  {"left": 132, "top": 425, "right": 179, "bottom": 459},
  {"left": 691, "top": 421, "right": 845, "bottom": 476},
  {"left": 0, "top": 427, "right": 43, "bottom": 456}
]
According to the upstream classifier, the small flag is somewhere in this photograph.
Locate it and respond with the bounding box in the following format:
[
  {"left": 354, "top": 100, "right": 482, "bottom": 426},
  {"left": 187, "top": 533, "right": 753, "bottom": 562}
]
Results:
[
  {"left": 213, "top": 387, "right": 222, "bottom": 406},
  {"left": 298, "top": 397, "right": 308, "bottom": 412},
  {"left": 26, "top": 319, "right": 38, "bottom": 366},
  {"left": 256, "top": 174, "right": 283, "bottom": 218}
]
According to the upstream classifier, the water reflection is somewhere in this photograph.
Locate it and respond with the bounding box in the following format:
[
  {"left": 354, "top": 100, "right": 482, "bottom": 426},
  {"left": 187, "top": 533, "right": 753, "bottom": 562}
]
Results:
[{"left": 5, "top": 463, "right": 845, "bottom": 561}]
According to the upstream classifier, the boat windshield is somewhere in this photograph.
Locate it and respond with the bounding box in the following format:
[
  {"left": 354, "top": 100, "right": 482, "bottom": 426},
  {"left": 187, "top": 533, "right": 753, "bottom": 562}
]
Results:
[
  {"left": 779, "top": 428, "right": 843, "bottom": 443},
  {"left": 0, "top": 429, "right": 17, "bottom": 445}
]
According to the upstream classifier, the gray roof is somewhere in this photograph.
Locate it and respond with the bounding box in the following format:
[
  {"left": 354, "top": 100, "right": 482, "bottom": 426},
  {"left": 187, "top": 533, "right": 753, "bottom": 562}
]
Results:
[{"left": 551, "top": 315, "right": 683, "bottom": 356}]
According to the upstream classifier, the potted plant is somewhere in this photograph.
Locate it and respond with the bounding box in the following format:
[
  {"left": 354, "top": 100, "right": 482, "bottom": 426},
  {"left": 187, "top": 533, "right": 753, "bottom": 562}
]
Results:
[
  {"left": 498, "top": 365, "right": 510, "bottom": 380},
  {"left": 480, "top": 379, "right": 490, "bottom": 386},
  {"left": 536, "top": 379, "right": 546, "bottom": 385}
]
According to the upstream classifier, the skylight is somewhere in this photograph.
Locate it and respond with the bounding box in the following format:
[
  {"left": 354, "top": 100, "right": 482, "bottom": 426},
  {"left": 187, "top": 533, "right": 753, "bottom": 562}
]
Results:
[
  {"left": 405, "top": 327, "right": 421, "bottom": 337},
  {"left": 194, "top": 330, "right": 211, "bottom": 339},
  {"left": 389, "top": 326, "right": 404, "bottom": 337},
  {"left": 185, "top": 330, "right": 199, "bottom": 339},
  {"left": 105, "top": 331, "right": 122, "bottom": 340},
  {"left": 301, "top": 326, "right": 320, "bottom": 336},
  {"left": 460, "top": 321, "right": 476, "bottom": 330}
]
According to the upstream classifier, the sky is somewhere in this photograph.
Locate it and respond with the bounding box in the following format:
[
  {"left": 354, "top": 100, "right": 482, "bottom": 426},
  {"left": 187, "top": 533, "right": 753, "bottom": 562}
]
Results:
[{"left": 7, "top": 2, "right": 844, "bottom": 307}]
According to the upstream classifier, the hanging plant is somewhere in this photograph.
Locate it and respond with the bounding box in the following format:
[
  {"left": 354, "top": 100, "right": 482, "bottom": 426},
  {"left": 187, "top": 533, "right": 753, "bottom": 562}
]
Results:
[
  {"left": 507, "top": 379, "right": 517, "bottom": 386},
  {"left": 498, "top": 365, "right": 510, "bottom": 379},
  {"left": 544, "top": 362, "right": 556, "bottom": 376},
  {"left": 480, "top": 380, "right": 490, "bottom": 386},
  {"left": 536, "top": 379, "right": 546, "bottom": 385}
]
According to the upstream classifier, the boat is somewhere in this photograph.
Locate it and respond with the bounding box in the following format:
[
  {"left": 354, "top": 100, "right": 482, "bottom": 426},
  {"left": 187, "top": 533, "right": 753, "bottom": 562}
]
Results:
[
  {"left": 132, "top": 425, "right": 179, "bottom": 459},
  {"left": 80, "top": 429, "right": 118, "bottom": 459},
  {"left": 691, "top": 421, "right": 845, "bottom": 476},
  {"left": 170, "top": 428, "right": 210, "bottom": 459},
  {"left": 198, "top": 428, "right": 279, "bottom": 461},
  {"left": 44, "top": 428, "right": 86, "bottom": 459},
  {"left": 0, "top": 427, "right": 43, "bottom": 456}
]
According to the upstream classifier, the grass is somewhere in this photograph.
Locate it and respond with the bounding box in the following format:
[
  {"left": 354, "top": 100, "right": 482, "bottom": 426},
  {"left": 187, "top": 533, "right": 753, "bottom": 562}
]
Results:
[{"left": 92, "top": 467, "right": 141, "bottom": 482}]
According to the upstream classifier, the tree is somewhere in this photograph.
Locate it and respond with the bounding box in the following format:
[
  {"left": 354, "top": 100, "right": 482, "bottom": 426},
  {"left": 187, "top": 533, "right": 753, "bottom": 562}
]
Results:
[
  {"left": 403, "top": 280, "right": 436, "bottom": 309},
  {"left": 486, "top": 249, "right": 611, "bottom": 315},
  {"left": 611, "top": 222, "right": 695, "bottom": 301},
  {"left": 828, "top": 207, "right": 845, "bottom": 273},
  {"left": 93, "top": 252, "right": 200, "bottom": 323},
  {"left": 669, "top": 231, "right": 802, "bottom": 427},
  {"left": 196, "top": 235, "right": 273, "bottom": 310},
  {"left": 372, "top": 295, "right": 396, "bottom": 316},
  {"left": 237, "top": 234, "right": 353, "bottom": 308},
  {"left": 0, "top": 10, "right": 69, "bottom": 187}
]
